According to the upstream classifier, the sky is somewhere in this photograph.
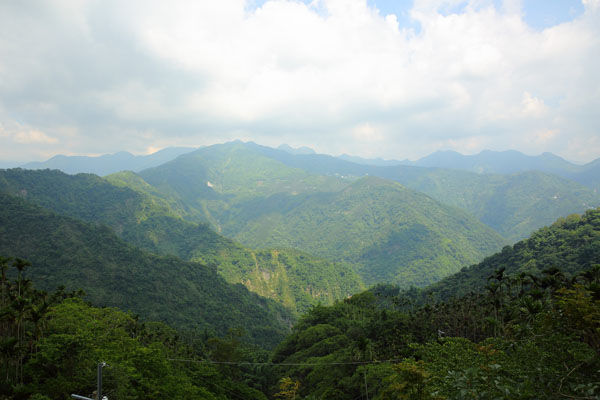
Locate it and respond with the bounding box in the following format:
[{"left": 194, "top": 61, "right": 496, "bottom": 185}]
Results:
[{"left": 0, "top": 0, "right": 599, "bottom": 164}]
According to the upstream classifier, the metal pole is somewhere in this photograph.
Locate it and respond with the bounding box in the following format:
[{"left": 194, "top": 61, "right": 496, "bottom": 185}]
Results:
[
  {"left": 97, "top": 362, "right": 106, "bottom": 400},
  {"left": 364, "top": 368, "right": 369, "bottom": 400}
]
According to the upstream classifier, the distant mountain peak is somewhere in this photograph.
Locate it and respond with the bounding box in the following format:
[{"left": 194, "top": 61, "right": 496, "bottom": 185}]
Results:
[
  {"left": 20, "top": 147, "right": 196, "bottom": 176},
  {"left": 277, "top": 144, "right": 316, "bottom": 155}
]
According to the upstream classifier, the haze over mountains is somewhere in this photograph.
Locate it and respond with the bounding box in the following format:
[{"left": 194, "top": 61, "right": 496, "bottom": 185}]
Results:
[
  {"left": 21, "top": 147, "right": 197, "bottom": 176},
  {"left": 2, "top": 140, "right": 599, "bottom": 398},
  {"left": 18, "top": 143, "right": 600, "bottom": 186},
  {"left": 4, "top": 141, "right": 597, "bottom": 291},
  {"left": 11, "top": 141, "right": 600, "bottom": 245}
]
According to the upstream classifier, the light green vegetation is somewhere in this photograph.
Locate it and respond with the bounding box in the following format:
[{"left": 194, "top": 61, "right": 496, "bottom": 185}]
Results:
[
  {"left": 136, "top": 143, "right": 506, "bottom": 287},
  {"left": 232, "top": 142, "right": 600, "bottom": 241}
]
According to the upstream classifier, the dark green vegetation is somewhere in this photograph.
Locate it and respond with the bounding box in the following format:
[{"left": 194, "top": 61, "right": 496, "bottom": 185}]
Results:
[
  {"left": 427, "top": 208, "right": 600, "bottom": 300},
  {"left": 0, "top": 261, "right": 275, "bottom": 399},
  {"left": 270, "top": 209, "right": 600, "bottom": 399},
  {"left": 0, "top": 169, "right": 364, "bottom": 314},
  {"left": 138, "top": 142, "right": 506, "bottom": 287},
  {"left": 0, "top": 192, "right": 292, "bottom": 348}
]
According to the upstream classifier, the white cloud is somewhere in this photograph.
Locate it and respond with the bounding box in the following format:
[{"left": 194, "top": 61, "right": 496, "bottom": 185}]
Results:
[
  {"left": 13, "top": 129, "right": 58, "bottom": 144},
  {"left": 0, "top": 0, "right": 598, "bottom": 162},
  {"left": 521, "top": 92, "right": 548, "bottom": 118}
]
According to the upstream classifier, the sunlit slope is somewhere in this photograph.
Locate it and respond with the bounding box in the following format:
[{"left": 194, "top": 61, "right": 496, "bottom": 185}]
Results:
[
  {"left": 227, "top": 176, "right": 506, "bottom": 287},
  {"left": 138, "top": 141, "right": 349, "bottom": 228},
  {"left": 236, "top": 143, "right": 599, "bottom": 241},
  {"left": 135, "top": 144, "right": 506, "bottom": 287}
]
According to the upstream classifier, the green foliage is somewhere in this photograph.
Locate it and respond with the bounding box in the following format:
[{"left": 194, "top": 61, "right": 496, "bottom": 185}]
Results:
[
  {"left": 226, "top": 176, "right": 505, "bottom": 287},
  {"left": 274, "top": 377, "right": 300, "bottom": 400},
  {"left": 270, "top": 212, "right": 600, "bottom": 399},
  {"left": 238, "top": 143, "right": 600, "bottom": 241},
  {"left": 381, "top": 359, "right": 438, "bottom": 400},
  {"left": 0, "top": 168, "right": 364, "bottom": 315},
  {"left": 0, "top": 193, "right": 293, "bottom": 348},
  {"left": 0, "top": 268, "right": 268, "bottom": 399},
  {"left": 427, "top": 208, "right": 600, "bottom": 300},
  {"left": 136, "top": 143, "right": 506, "bottom": 287}
]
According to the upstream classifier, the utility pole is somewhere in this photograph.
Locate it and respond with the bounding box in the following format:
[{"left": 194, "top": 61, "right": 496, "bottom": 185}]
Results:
[
  {"left": 71, "top": 362, "right": 108, "bottom": 400},
  {"left": 364, "top": 368, "right": 369, "bottom": 400},
  {"left": 97, "top": 362, "right": 106, "bottom": 400}
]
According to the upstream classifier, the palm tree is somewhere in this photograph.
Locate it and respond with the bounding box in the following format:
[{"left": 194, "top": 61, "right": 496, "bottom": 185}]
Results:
[{"left": 12, "top": 258, "right": 31, "bottom": 298}]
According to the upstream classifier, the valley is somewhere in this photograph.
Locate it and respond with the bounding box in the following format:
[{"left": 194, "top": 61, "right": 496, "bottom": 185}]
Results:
[{"left": 1, "top": 141, "right": 599, "bottom": 399}]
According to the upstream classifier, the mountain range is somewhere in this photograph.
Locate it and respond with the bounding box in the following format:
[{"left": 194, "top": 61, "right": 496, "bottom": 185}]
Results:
[
  {"left": 135, "top": 142, "right": 506, "bottom": 287},
  {"left": 0, "top": 191, "right": 292, "bottom": 348},
  {"left": 2, "top": 140, "right": 599, "bottom": 341},
  {"left": 2, "top": 138, "right": 600, "bottom": 400},
  {"left": 342, "top": 149, "right": 600, "bottom": 192},
  {"left": 0, "top": 168, "right": 363, "bottom": 315},
  {"left": 20, "top": 147, "right": 197, "bottom": 176}
]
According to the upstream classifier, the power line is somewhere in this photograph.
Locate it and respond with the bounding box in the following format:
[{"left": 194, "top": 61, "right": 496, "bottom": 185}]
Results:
[{"left": 167, "top": 358, "right": 401, "bottom": 366}]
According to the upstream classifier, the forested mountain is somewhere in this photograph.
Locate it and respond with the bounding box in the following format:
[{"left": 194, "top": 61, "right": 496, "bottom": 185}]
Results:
[
  {"left": 14, "top": 141, "right": 599, "bottom": 241},
  {"left": 0, "top": 168, "right": 363, "bottom": 314},
  {"left": 404, "top": 149, "right": 580, "bottom": 175},
  {"left": 0, "top": 265, "right": 275, "bottom": 399},
  {"left": 388, "top": 169, "right": 599, "bottom": 240},
  {"left": 425, "top": 207, "right": 600, "bottom": 300},
  {"left": 138, "top": 141, "right": 350, "bottom": 228},
  {"left": 234, "top": 142, "right": 599, "bottom": 240},
  {"left": 2, "top": 158, "right": 599, "bottom": 398},
  {"left": 269, "top": 209, "right": 600, "bottom": 399},
  {"left": 136, "top": 143, "right": 505, "bottom": 287},
  {"left": 224, "top": 176, "right": 505, "bottom": 287},
  {"left": 401, "top": 149, "right": 600, "bottom": 193},
  {"left": 0, "top": 192, "right": 292, "bottom": 348},
  {"left": 569, "top": 158, "right": 600, "bottom": 193},
  {"left": 21, "top": 147, "right": 196, "bottom": 176}
]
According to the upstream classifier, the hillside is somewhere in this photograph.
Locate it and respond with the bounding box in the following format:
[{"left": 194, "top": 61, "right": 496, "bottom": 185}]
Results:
[
  {"left": 405, "top": 149, "right": 580, "bottom": 175},
  {"left": 0, "top": 192, "right": 292, "bottom": 348},
  {"left": 138, "top": 141, "right": 349, "bottom": 227},
  {"left": 0, "top": 168, "right": 363, "bottom": 314},
  {"left": 237, "top": 142, "right": 599, "bottom": 241},
  {"left": 269, "top": 209, "right": 600, "bottom": 400},
  {"left": 425, "top": 207, "right": 600, "bottom": 300},
  {"left": 387, "top": 169, "right": 600, "bottom": 240},
  {"left": 225, "top": 176, "right": 506, "bottom": 287}
]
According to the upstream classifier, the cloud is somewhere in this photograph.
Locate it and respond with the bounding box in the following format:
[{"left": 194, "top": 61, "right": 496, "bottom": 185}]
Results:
[
  {"left": 521, "top": 92, "right": 548, "bottom": 118},
  {"left": 0, "top": 120, "right": 57, "bottom": 144},
  {"left": 13, "top": 129, "right": 58, "bottom": 145},
  {"left": 0, "top": 0, "right": 598, "bottom": 162}
]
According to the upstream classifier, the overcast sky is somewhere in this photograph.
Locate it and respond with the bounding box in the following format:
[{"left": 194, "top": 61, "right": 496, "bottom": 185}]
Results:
[{"left": 1, "top": 0, "right": 599, "bottom": 163}]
